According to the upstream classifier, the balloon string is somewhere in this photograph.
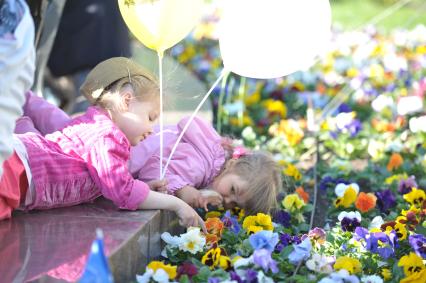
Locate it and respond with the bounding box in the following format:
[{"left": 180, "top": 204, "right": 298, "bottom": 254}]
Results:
[
  {"left": 161, "top": 69, "right": 229, "bottom": 179},
  {"left": 158, "top": 51, "right": 164, "bottom": 179}
]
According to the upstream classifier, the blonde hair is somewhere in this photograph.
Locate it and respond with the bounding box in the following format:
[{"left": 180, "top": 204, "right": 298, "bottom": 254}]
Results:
[
  {"left": 229, "top": 151, "right": 283, "bottom": 215},
  {"left": 95, "top": 75, "right": 159, "bottom": 112}
]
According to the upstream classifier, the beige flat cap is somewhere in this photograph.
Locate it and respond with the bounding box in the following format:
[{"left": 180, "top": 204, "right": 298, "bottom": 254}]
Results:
[{"left": 80, "top": 57, "right": 157, "bottom": 104}]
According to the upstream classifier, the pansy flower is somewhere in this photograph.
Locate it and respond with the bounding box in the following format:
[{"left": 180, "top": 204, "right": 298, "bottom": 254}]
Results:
[
  {"left": 355, "top": 192, "right": 377, "bottom": 213},
  {"left": 335, "top": 183, "right": 359, "bottom": 208},
  {"left": 375, "top": 189, "right": 396, "bottom": 214},
  {"left": 201, "top": 247, "right": 232, "bottom": 271},
  {"left": 242, "top": 213, "right": 273, "bottom": 234},
  {"left": 403, "top": 187, "right": 425, "bottom": 207},
  {"left": 408, "top": 234, "right": 426, "bottom": 259},
  {"left": 137, "top": 261, "right": 177, "bottom": 283},
  {"left": 398, "top": 252, "right": 426, "bottom": 282},
  {"left": 398, "top": 176, "right": 418, "bottom": 195},
  {"left": 282, "top": 194, "right": 305, "bottom": 212},
  {"left": 338, "top": 211, "right": 362, "bottom": 232},
  {"left": 333, "top": 256, "right": 362, "bottom": 274},
  {"left": 386, "top": 153, "right": 404, "bottom": 171}
]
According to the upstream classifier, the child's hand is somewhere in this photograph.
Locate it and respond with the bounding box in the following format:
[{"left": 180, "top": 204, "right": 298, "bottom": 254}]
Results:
[
  {"left": 147, "top": 179, "right": 168, "bottom": 194},
  {"left": 175, "top": 201, "right": 207, "bottom": 232},
  {"left": 176, "top": 186, "right": 223, "bottom": 211},
  {"left": 198, "top": 189, "right": 223, "bottom": 211},
  {"left": 176, "top": 185, "right": 201, "bottom": 207}
]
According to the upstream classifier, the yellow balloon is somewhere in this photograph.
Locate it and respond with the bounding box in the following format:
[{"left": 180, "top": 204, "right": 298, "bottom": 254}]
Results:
[{"left": 118, "top": 0, "right": 203, "bottom": 54}]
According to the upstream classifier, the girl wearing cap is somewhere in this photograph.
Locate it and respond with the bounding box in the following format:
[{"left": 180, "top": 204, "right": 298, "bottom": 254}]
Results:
[
  {"left": 16, "top": 92, "right": 283, "bottom": 217},
  {"left": 1, "top": 57, "right": 205, "bottom": 231}
]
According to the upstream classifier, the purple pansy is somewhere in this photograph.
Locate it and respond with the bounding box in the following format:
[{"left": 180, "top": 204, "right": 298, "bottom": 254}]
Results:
[
  {"left": 288, "top": 238, "right": 312, "bottom": 265},
  {"left": 354, "top": 227, "right": 397, "bottom": 259},
  {"left": 253, "top": 249, "right": 279, "bottom": 274},
  {"left": 398, "top": 176, "right": 418, "bottom": 195},
  {"left": 273, "top": 210, "right": 291, "bottom": 227},
  {"left": 249, "top": 230, "right": 279, "bottom": 252},
  {"left": 340, "top": 217, "right": 361, "bottom": 232},
  {"left": 409, "top": 234, "right": 426, "bottom": 259},
  {"left": 375, "top": 189, "right": 396, "bottom": 214},
  {"left": 275, "top": 233, "right": 301, "bottom": 252},
  {"left": 221, "top": 211, "right": 241, "bottom": 234}
]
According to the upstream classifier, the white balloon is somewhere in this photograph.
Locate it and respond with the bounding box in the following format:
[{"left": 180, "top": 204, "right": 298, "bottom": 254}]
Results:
[{"left": 219, "top": 0, "right": 332, "bottom": 79}]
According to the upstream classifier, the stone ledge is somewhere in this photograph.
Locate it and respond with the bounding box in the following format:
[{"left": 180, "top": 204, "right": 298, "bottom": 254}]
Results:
[{"left": 0, "top": 197, "right": 182, "bottom": 283}]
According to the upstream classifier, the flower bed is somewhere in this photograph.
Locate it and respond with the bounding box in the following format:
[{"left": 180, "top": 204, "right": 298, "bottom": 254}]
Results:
[{"left": 141, "top": 23, "right": 426, "bottom": 283}]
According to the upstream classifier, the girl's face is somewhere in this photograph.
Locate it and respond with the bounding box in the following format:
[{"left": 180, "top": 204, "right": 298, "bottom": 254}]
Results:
[
  {"left": 115, "top": 95, "right": 159, "bottom": 146},
  {"left": 211, "top": 172, "right": 248, "bottom": 209}
]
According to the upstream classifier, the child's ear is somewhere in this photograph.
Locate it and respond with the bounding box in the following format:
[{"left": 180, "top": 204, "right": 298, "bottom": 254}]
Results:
[{"left": 121, "top": 90, "right": 133, "bottom": 110}]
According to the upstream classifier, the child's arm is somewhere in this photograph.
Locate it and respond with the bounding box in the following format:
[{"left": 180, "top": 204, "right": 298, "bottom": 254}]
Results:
[
  {"left": 90, "top": 135, "right": 205, "bottom": 230},
  {"left": 138, "top": 190, "right": 206, "bottom": 231},
  {"left": 21, "top": 91, "right": 72, "bottom": 134},
  {"left": 176, "top": 185, "right": 223, "bottom": 211}
]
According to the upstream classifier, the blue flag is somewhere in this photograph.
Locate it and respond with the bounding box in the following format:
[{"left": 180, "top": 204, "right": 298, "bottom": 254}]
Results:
[{"left": 79, "top": 229, "right": 114, "bottom": 283}]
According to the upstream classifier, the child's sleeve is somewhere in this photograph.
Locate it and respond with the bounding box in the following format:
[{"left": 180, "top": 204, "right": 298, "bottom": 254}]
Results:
[
  {"left": 21, "top": 91, "right": 72, "bottom": 134},
  {"left": 136, "top": 142, "right": 205, "bottom": 195},
  {"left": 88, "top": 134, "right": 150, "bottom": 210}
]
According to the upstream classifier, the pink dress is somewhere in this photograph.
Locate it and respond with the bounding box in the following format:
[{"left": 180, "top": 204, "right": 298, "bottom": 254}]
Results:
[
  {"left": 15, "top": 95, "right": 149, "bottom": 210},
  {"left": 16, "top": 92, "right": 226, "bottom": 195}
]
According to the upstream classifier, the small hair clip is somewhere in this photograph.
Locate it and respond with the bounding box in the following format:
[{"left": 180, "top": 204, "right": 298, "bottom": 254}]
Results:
[
  {"left": 127, "top": 67, "right": 132, "bottom": 83},
  {"left": 232, "top": 146, "right": 249, "bottom": 159}
]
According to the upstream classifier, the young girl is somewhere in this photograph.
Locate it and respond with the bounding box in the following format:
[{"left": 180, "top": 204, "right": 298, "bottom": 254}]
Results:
[
  {"left": 2, "top": 57, "right": 205, "bottom": 230},
  {"left": 16, "top": 92, "right": 283, "bottom": 216}
]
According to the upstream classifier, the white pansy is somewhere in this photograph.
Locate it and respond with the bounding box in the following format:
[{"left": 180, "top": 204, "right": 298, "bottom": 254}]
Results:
[
  {"left": 152, "top": 268, "right": 171, "bottom": 283},
  {"left": 257, "top": 271, "right": 275, "bottom": 283},
  {"left": 161, "top": 232, "right": 183, "bottom": 247},
  {"left": 306, "top": 253, "right": 334, "bottom": 273},
  {"left": 386, "top": 141, "right": 403, "bottom": 153},
  {"left": 335, "top": 183, "right": 359, "bottom": 197},
  {"left": 136, "top": 269, "right": 154, "bottom": 283},
  {"left": 409, "top": 116, "right": 426, "bottom": 133},
  {"left": 397, "top": 96, "right": 423, "bottom": 116},
  {"left": 371, "top": 95, "right": 394, "bottom": 112},
  {"left": 178, "top": 227, "right": 206, "bottom": 254},
  {"left": 335, "top": 112, "right": 355, "bottom": 130},
  {"left": 319, "top": 269, "right": 360, "bottom": 283},
  {"left": 368, "top": 216, "right": 384, "bottom": 230},
  {"left": 234, "top": 256, "right": 253, "bottom": 269},
  {"left": 338, "top": 211, "right": 362, "bottom": 222},
  {"left": 361, "top": 275, "right": 384, "bottom": 283}
]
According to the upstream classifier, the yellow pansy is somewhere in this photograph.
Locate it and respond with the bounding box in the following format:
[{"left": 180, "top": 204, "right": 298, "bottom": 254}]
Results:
[
  {"left": 403, "top": 187, "right": 425, "bottom": 207},
  {"left": 333, "top": 256, "right": 362, "bottom": 274},
  {"left": 262, "top": 99, "right": 287, "bottom": 118},
  {"left": 282, "top": 194, "right": 305, "bottom": 212},
  {"left": 335, "top": 187, "right": 358, "bottom": 208},
  {"left": 283, "top": 164, "right": 302, "bottom": 181},
  {"left": 242, "top": 213, "right": 273, "bottom": 234},
  {"left": 398, "top": 253, "right": 425, "bottom": 280},
  {"left": 201, "top": 247, "right": 231, "bottom": 270},
  {"left": 385, "top": 173, "right": 408, "bottom": 185},
  {"left": 147, "top": 261, "right": 177, "bottom": 279},
  {"left": 385, "top": 222, "right": 407, "bottom": 240},
  {"left": 381, "top": 268, "right": 391, "bottom": 281},
  {"left": 346, "top": 67, "right": 359, "bottom": 78}
]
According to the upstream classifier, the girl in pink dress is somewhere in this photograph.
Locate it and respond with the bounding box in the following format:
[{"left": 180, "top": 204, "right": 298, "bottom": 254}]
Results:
[{"left": 1, "top": 57, "right": 204, "bottom": 230}]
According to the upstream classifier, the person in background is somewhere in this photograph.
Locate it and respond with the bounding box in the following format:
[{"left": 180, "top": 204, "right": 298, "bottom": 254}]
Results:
[
  {"left": 47, "top": 0, "right": 131, "bottom": 114},
  {"left": 0, "top": 0, "right": 35, "bottom": 177}
]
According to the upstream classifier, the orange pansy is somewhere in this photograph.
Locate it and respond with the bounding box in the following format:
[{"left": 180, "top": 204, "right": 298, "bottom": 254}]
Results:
[
  {"left": 387, "top": 153, "right": 403, "bottom": 171},
  {"left": 296, "top": 187, "right": 309, "bottom": 204},
  {"left": 205, "top": 217, "right": 224, "bottom": 238},
  {"left": 355, "top": 192, "right": 377, "bottom": 213}
]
